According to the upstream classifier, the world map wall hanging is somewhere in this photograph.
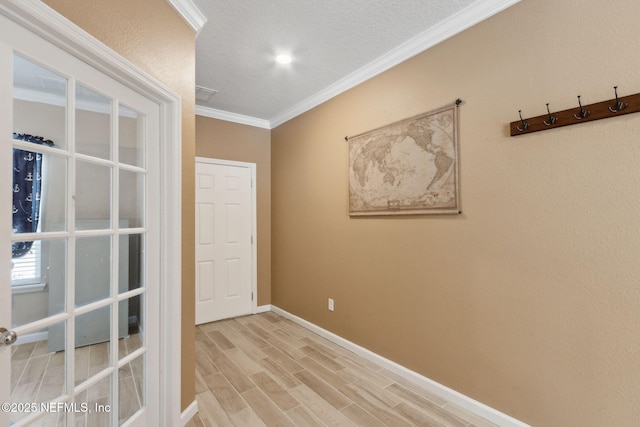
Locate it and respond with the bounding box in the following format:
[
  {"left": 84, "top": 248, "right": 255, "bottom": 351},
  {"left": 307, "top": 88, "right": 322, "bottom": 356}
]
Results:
[{"left": 347, "top": 100, "right": 460, "bottom": 216}]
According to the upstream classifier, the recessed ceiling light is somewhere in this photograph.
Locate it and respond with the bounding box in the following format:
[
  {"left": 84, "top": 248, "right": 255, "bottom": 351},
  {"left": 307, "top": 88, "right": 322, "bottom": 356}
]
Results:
[{"left": 276, "top": 54, "right": 292, "bottom": 65}]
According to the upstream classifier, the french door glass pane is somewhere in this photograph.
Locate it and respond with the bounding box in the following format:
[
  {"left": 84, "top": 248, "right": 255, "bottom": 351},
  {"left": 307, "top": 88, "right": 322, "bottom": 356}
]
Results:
[
  {"left": 119, "top": 104, "right": 144, "bottom": 168},
  {"left": 119, "top": 295, "right": 143, "bottom": 357},
  {"left": 9, "top": 319, "right": 66, "bottom": 425},
  {"left": 76, "top": 160, "right": 112, "bottom": 230},
  {"left": 13, "top": 54, "right": 67, "bottom": 151},
  {"left": 120, "top": 234, "right": 143, "bottom": 292},
  {"left": 39, "top": 152, "right": 67, "bottom": 233},
  {"left": 76, "top": 83, "right": 112, "bottom": 160},
  {"left": 120, "top": 353, "right": 144, "bottom": 424},
  {"left": 75, "top": 236, "right": 112, "bottom": 307},
  {"left": 35, "top": 411, "right": 66, "bottom": 426},
  {"left": 11, "top": 238, "right": 66, "bottom": 328},
  {"left": 120, "top": 169, "right": 144, "bottom": 228},
  {"left": 77, "top": 375, "right": 112, "bottom": 426},
  {"left": 74, "top": 305, "right": 112, "bottom": 385}
]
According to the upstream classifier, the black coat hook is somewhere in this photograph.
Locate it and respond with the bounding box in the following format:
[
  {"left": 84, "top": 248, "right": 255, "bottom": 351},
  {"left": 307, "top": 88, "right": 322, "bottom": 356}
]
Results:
[
  {"left": 543, "top": 103, "right": 557, "bottom": 126},
  {"left": 573, "top": 95, "right": 589, "bottom": 119},
  {"left": 609, "top": 86, "right": 628, "bottom": 113},
  {"left": 516, "top": 110, "right": 529, "bottom": 132}
]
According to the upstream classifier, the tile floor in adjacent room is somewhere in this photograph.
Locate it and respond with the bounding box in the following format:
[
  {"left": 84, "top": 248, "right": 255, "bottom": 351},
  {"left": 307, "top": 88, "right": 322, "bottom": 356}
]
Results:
[
  {"left": 186, "top": 312, "right": 498, "bottom": 427},
  {"left": 10, "top": 332, "right": 143, "bottom": 426}
]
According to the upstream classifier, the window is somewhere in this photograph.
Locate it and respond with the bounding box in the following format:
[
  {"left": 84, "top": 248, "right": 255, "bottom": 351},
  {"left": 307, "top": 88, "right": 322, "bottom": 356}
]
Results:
[{"left": 11, "top": 239, "right": 41, "bottom": 285}]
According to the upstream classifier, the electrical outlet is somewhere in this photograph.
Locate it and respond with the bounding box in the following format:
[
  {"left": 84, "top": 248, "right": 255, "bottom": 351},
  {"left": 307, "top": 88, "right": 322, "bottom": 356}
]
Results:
[{"left": 328, "top": 298, "right": 334, "bottom": 311}]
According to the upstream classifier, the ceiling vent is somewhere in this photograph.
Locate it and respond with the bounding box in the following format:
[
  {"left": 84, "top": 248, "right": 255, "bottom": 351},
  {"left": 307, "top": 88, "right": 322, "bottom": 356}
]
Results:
[{"left": 196, "top": 85, "right": 218, "bottom": 102}]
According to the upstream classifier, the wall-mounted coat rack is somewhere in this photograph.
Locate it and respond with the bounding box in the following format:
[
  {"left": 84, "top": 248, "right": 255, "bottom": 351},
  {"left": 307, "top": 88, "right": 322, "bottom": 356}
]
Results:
[{"left": 510, "top": 87, "right": 640, "bottom": 137}]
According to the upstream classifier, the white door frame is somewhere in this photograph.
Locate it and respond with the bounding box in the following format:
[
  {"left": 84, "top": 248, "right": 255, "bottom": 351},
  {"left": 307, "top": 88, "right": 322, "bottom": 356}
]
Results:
[
  {"left": 195, "top": 157, "right": 257, "bottom": 316},
  {"left": 0, "top": 1, "right": 183, "bottom": 426}
]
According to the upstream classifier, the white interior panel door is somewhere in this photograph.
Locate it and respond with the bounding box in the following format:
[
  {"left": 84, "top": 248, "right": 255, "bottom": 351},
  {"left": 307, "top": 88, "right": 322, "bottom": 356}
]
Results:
[{"left": 196, "top": 160, "right": 254, "bottom": 324}]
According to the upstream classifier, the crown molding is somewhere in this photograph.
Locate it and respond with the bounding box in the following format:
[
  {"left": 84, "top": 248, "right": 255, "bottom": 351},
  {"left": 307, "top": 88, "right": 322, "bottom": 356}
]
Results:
[
  {"left": 167, "top": 0, "right": 206, "bottom": 35},
  {"left": 269, "top": 0, "right": 521, "bottom": 128},
  {"left": 196, "top": 105, "right": 271, "bottom": 129},
  {"left": 1, "top": 0, "right": 180, "bottom": 103}
]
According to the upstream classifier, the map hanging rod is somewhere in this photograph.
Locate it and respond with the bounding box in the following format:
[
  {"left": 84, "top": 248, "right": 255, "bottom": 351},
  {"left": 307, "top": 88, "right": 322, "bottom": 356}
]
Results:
[{"left": 345, "top": 98, "right": 462, "bottom": 141}]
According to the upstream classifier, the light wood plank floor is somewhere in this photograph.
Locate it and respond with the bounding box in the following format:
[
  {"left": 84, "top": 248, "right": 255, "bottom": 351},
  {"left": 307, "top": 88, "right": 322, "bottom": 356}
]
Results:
[{"left": 186, "top": 312, "right": 497, "bottom": 427}]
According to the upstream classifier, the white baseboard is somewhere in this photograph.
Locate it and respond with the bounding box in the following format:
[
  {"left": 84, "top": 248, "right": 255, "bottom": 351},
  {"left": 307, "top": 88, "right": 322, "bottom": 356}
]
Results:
[
  {"left": 270, "top": 305, "right": 529, "bottom": 427},
  {"left": 254, "top": 304, "right": 271, "bottom": 314},
  {"left": 15, "top": 330, "right": 48, "bottom": 345},
  {"left": 180, "top": 400, "right": 198, "bottom": 426}
]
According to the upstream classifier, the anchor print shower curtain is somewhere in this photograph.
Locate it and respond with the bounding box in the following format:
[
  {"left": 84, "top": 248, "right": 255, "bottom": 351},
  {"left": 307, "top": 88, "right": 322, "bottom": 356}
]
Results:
[{"left": 12, "top": 133, "right": 53, "bottom": 258}]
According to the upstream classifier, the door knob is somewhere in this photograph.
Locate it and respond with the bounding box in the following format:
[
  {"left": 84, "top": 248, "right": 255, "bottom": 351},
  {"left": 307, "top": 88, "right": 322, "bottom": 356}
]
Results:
[{"left": 0, "top": 327, "right": 18, "bottom": 346}]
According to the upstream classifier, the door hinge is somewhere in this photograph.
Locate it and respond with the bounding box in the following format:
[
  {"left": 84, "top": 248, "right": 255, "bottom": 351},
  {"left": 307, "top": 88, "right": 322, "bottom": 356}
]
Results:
[
  {"left": 251, "top": 235, "right": 254, "bottom": 244},
  {"left": 251, "top": 292, "right": 254, "bottom": 301}
]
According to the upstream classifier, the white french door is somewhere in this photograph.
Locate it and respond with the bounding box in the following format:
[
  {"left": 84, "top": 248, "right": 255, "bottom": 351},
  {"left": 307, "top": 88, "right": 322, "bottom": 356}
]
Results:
[{"left": 0, "top": 10, "right": 161, "bottom": 427}]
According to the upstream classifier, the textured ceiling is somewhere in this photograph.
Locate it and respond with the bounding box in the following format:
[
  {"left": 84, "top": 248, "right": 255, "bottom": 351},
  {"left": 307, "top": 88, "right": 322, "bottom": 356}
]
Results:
[{"left": 193, "top": 0, "right": 516, "bottom": 127}]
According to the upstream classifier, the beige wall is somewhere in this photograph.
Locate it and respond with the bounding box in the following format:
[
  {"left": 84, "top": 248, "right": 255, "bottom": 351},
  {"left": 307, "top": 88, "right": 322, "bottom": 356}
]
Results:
[
  {"left": 43, "top": 0, "right": 197, "bottom": 410},
  {"left": 195, "top": 116, "right": 272, "bottom": 305},
  {"left": 271, "top": 0, "right": 640, "bottom": 425}
]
